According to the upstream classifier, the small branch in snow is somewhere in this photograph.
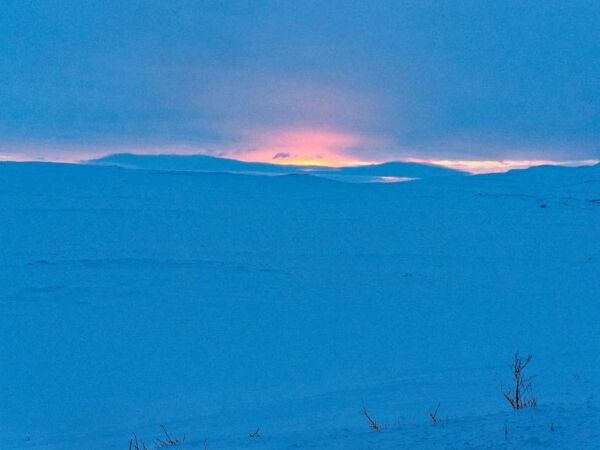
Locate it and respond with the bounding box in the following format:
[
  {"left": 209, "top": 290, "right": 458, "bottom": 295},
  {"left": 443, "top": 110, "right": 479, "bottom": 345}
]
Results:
[{"left": 362, "top": 407, "right": 381, "bottom": 432}]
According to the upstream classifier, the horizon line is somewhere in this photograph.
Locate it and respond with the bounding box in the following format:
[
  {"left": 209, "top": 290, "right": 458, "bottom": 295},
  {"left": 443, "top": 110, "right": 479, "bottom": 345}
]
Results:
[{"left": 0, "top": 151, "right": 598, "bottom": 175}]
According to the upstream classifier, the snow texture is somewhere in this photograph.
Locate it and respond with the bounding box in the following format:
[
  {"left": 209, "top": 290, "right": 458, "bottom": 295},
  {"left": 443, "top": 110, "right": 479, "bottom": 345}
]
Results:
[{"left": 1, "top": 161, "right": 599, "bottom": 449}]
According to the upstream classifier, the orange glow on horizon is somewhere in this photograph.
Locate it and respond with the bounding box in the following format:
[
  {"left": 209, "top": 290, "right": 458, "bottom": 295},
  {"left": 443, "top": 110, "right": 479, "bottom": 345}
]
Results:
[
  {"left": 226, "top": 129, "right": 598, "bottom": 172},
  {"left": 2, "top": 135, "right": 597, "bottom": 174},
  {"left": 231, "top": 128, "right": 374, "bottom": 167}
]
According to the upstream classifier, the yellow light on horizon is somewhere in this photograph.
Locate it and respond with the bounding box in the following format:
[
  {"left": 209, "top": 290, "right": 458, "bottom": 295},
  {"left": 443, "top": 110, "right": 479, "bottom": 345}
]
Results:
[
  {"left": 233, "top": 127, "right": 374, "bottom": 168},
  {"left": 404, "top": 158, "right": 599, "bottom": 174}
]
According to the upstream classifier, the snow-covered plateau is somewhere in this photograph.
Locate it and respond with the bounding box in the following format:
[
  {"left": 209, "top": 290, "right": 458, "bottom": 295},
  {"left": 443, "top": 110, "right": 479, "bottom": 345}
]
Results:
[{"left": 1, "top": 161, "right": 599, "bottom": 449}]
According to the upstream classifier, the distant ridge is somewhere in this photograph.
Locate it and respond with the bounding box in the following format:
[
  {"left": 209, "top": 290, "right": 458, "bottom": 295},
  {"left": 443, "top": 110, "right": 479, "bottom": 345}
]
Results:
[
  {"left": 87, "top": 153, "right": 301, "bottom": 173},
  {"left": 320, "top": 161, "right": 464, "bottom": 178},
  {"left": 505, "top": 161, "right": 600, "bottom": 176},
  {"left": 86, "top": 153, "right": 466, "bottom": 180}
]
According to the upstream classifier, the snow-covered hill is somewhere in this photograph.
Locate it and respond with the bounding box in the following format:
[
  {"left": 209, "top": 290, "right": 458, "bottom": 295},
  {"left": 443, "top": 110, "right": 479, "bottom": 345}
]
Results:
[
  {"left": 1, "top": 162, "right": 598, "bottom": 449},
  {"left": 87, "top": 153, "right": 465, "bottom": 180}
]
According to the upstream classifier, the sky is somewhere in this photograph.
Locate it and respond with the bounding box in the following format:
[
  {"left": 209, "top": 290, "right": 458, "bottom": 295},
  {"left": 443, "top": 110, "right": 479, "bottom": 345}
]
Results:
[{"left": 0, "top": 1, "right": 599, "bottom": 172}]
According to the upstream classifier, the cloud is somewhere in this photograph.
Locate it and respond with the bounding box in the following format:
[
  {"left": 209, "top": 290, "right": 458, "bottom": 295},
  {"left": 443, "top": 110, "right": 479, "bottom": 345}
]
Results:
[{"left": 1, "top": 2, "right": 598, "bottom": 165}]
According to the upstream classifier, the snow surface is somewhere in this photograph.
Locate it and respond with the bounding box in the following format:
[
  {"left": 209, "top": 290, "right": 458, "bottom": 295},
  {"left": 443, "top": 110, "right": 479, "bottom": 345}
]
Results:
[{"left": 1, "top": 162, "right": 599, "bottom": 449}]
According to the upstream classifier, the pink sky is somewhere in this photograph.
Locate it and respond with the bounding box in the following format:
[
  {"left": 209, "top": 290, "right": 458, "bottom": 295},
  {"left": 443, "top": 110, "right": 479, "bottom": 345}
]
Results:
[{"left": 1, "top": 127, "right": 597, "bottom": 174}]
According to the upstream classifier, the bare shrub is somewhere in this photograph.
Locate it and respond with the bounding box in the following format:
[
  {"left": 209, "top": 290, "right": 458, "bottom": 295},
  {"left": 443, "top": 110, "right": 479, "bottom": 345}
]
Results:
[
  {"left": 361, "top": 407, "right": 381, "bottom": 432},
  {"left": 502, "top": 352, "right": 537, "bottom": 410},
  {"left": 129, "top": 426, "right": 185, "bottom": 450}
]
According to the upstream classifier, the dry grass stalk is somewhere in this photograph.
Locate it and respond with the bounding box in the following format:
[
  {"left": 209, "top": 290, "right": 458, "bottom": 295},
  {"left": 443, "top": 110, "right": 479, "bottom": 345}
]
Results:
[
  {"left": 362, "top": 407, "right": 381, "bottom": 432},
  {"left": 429, "top": 403, "right": 441, "bottom": 425}
]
